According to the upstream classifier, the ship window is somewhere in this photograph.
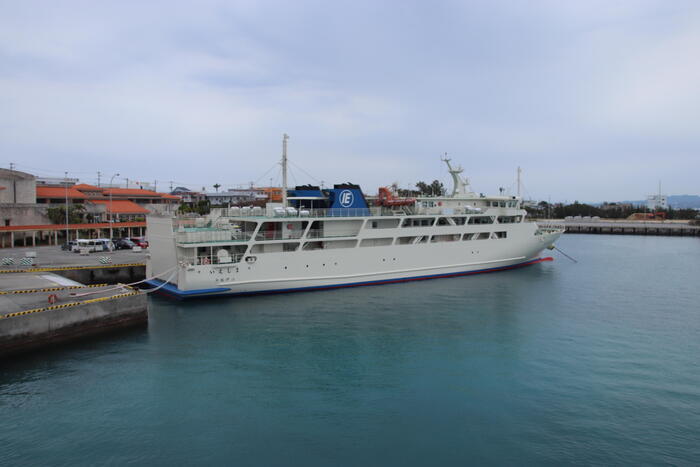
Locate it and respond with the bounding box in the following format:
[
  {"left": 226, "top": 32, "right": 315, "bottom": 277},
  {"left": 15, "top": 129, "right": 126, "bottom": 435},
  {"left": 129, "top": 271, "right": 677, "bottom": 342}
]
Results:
[
  {"left": 462, "top": 233, "right": 474, "bottom": 241},
  {"left": 303, "top": 239, "right": 357, "bottom": 250},
  {"left": 468, "top": 216, "right": 494, "bottom": 225},
  {"left": 251, "top": 242, "right": 299, "bottom": 254},
  {"left": 401, "top": 217, "right": 435, "bottom": 227},
  {"left": 430, "top": 234, "right": 460, "bottom": 243},
  {"left": 360, "top": 238, "right": 393, "bottom": 247},
  {"left": 495, "top": 231, "right": 507, "bottom": 239},
  {"left": 395, "top": 236, "right": 428, "bottom": 245},
  {"left": 474, "top": 232, "right": 490, "bottom": 240},
  {"left": 367, "top": 218, "right": 401, "bottom": 229}
]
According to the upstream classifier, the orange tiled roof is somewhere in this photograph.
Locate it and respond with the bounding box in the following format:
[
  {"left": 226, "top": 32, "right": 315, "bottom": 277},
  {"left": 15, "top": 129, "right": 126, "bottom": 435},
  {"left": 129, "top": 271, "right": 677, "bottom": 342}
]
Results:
[
  {"left": 102, "top": 188, "right": 160, "bottom": 197},
  {"left": 0, "top": 221, "right": 146, "bottom": 232},
  {"left": 89, "top": 199, "right": 150, "bottom": 214},
  {"left": 73, "top": 183, "right": 103, "bottom": 191},
  {"left": 36, "top": 186, "right": 87, "bottom": 199},
  {"left": 161, "top": 194, "right": 181, "bottom": 200}
]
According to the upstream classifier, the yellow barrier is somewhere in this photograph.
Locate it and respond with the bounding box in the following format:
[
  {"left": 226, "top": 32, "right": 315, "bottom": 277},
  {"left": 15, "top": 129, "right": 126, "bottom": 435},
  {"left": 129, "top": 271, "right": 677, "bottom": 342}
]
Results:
[
  {"left": 0, "top": 263, "right": 146, "bottom": 274},
  {"left": 0, "top": 291, "right": 141, "bottom": 320},
  {"left": 0, "top": 283, "right": 110, "bottom": 295}
]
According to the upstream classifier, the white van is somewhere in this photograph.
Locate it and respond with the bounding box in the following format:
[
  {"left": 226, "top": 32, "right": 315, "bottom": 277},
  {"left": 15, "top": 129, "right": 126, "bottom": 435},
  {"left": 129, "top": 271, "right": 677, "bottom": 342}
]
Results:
[{"left": 71, "top": 239, "right": 114, "bottom": 253}]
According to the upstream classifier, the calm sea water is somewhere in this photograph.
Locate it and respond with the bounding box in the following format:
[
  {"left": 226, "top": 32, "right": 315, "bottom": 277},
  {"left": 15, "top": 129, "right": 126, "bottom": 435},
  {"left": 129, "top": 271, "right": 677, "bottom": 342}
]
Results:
[{"left": 2, "top": 234, "right": 699, "bottom": 466}]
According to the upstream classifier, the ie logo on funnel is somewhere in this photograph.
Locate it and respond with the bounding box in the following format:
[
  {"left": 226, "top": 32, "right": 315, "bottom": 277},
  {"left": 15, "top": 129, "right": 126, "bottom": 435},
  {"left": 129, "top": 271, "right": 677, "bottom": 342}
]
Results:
[{"left": 339, "top": 190, "right": 354, "bottom": 207}]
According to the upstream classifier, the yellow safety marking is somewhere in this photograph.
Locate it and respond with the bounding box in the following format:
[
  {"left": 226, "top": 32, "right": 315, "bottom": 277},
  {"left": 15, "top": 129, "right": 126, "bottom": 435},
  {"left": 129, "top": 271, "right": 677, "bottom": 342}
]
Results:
[
  {"left": 0, "top": 263, "right": 145, "bottom": 274},
  {"left": 0, "top": 283, "right": 110, "bottom": 295},
  {"left": 0, "top": 291, "right": 141, "bottom": 320}
]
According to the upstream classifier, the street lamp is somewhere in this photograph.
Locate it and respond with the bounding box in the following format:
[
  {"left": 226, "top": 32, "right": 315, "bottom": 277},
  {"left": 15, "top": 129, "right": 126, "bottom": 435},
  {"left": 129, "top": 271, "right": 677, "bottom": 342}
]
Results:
[{"left": 109, "top": 173, "right": 120, "bottom": 240}]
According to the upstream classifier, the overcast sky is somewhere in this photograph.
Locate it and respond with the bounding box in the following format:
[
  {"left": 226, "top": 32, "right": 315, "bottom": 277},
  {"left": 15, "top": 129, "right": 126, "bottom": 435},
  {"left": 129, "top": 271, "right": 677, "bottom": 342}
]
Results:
[{"left": 1, "top": 0, "right": 698, "bottom": 202}]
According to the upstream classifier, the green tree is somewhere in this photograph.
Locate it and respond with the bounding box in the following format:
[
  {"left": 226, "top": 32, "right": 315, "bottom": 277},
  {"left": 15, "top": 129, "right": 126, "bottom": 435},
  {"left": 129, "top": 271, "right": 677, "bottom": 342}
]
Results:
[
  {"left": 415, "top": 180, "right": 445, "bottom": 196},
  {"left": 47, "top": 205, "right": 86, "bottom": 224}
]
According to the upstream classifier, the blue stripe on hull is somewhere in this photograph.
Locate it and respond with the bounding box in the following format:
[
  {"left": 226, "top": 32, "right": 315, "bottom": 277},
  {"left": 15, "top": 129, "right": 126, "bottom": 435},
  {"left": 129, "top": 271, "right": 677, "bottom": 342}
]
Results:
[{"left": 145, "top": 257, "right": 554, "bottom": 300}]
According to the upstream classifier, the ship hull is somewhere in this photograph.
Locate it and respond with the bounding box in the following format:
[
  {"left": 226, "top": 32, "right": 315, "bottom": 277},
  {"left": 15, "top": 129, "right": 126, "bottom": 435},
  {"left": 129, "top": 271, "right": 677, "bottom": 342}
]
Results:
[{"left": 145, "top": 255, "right": 554, "bottom": 300}]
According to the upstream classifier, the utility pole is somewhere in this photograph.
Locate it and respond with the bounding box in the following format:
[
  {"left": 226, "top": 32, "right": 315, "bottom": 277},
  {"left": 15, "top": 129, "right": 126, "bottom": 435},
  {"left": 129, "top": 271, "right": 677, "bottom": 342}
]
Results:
[
  {"left": 97, "top": 171, "right": 101, "bottom": 187},
  {"left": 109, "top": 173, "right": 120, "bottom": 240},
  {"left": 154, "top": 180, "right": 157, "bottom": 192},
  {"left": 170, "top": 181, "right": 174, "bottom": 192},
  {"left": 10, "top": 163, "right": 16, "bottom": 203},
  {"left": 281, "top": 133, "right": 289, "bottom": 207},
  {"left": 125, "top": 178, "right": 129, "bottom": 188}
]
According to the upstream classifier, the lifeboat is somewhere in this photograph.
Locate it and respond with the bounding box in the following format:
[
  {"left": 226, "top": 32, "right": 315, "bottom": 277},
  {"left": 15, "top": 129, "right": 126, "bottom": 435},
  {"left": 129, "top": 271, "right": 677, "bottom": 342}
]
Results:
[{"left": 375, "top": 187, "right": 415, "bottom": 207}]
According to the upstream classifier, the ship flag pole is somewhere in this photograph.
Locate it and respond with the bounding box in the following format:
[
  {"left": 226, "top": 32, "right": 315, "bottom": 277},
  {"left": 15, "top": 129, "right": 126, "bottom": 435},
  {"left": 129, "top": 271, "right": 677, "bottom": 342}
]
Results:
[{"left": 281, "top": 133, "right": 289, "bottom": 208}]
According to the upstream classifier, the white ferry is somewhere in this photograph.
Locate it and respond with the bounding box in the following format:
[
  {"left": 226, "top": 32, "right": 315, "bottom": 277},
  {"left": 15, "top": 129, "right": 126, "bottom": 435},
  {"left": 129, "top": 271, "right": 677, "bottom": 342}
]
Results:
[{"left": 146, "top": 136, "right": 563, "bottom": 298}]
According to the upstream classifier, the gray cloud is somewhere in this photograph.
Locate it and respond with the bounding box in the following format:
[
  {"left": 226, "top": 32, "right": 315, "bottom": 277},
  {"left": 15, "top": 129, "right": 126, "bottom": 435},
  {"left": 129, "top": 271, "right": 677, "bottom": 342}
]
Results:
[{"left": 1, "top": 0, "right": 698, "bottom": 201}]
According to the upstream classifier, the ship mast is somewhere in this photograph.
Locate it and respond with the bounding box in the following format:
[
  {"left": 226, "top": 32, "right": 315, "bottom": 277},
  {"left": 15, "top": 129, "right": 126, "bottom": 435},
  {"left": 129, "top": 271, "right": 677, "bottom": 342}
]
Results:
[
  {"left": 441, "top": 153, "right": 470, "bottom": 197},
  {"left": 281, "top": 133, "right": 289, "bottom": 207},
  {"left": 517, "top": 166, "right": 522, "bottom": 198}
]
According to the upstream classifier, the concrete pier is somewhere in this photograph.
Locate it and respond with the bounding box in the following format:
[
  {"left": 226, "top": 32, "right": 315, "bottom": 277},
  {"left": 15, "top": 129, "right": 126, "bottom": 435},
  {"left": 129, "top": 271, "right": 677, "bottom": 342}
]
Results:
[
  {"left": 0, "top": 284, "right": 146, "bottom": 356},
  {"left": 540, "top": 220, "right": 700, "bottom": 236},
  {"left": 0, "top": 246, "right": 150, "bottom": 356}
]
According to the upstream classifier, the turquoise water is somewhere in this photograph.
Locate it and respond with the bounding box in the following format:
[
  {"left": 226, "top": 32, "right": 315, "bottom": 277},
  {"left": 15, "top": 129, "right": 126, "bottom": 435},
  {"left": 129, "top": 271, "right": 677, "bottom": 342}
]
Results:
[{"left": 2, "top": 234, "right": 700, "bottom": 465}]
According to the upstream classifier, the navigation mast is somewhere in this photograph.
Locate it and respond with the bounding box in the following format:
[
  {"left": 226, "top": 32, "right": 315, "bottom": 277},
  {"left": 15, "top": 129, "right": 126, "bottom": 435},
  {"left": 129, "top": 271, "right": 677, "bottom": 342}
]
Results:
[
  {"left": 441, "top": 153, "right": 471, "bottom": 197},
  {"left": 282, "top": 133, "right": 289, "bottom": 207}
]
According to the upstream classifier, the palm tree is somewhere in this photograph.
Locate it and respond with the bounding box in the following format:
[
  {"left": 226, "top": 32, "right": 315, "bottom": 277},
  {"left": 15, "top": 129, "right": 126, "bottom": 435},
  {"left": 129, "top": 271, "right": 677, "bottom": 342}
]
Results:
[{"left": 213, "top": 183, "right": 221, "bottom": 193}]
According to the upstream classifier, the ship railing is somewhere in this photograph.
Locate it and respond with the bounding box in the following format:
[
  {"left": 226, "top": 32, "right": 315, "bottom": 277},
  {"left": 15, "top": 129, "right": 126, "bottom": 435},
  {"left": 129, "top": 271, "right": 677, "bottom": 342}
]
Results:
[
  {"left": 254, "top": 230, "right": 305, "bottom": 241},
  {"left": 176, "top": 230, "right": 255, "bottom": 244},
  {"left": 305, "top": 229, "right": 358, "bottom": 239}
]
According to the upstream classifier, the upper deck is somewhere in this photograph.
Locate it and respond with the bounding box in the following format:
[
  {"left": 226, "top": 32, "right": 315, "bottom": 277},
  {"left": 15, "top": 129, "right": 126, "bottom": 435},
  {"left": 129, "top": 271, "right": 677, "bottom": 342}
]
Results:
[{"left": 168, "top": 198, "right": 529, "bottom": 246}]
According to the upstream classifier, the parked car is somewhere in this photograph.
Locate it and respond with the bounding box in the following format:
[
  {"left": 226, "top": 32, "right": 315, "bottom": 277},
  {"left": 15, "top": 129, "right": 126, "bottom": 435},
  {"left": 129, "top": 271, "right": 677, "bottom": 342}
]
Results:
[
  {"left": 130, "top": 237, "right": 148, "bottom": 248},
  {"left": 114, "top": 238, "right": 136, "bottom": 250}
]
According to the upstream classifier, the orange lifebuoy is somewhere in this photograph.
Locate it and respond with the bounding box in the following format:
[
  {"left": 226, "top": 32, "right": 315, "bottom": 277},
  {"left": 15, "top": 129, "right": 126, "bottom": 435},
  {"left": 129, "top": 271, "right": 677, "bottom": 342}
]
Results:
[{"left": 48, "top": 294, "right": 58, "bottom": 305}]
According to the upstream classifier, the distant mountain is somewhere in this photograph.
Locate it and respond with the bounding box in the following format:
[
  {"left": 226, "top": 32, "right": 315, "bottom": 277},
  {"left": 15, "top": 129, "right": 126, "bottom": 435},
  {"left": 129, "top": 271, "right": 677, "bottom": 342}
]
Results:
[
  {"left": 613, "top": 195, "right": 700, "bottom": 209},
  {"left": 668, "top": 195, "right": 700, "bottom": 209}
]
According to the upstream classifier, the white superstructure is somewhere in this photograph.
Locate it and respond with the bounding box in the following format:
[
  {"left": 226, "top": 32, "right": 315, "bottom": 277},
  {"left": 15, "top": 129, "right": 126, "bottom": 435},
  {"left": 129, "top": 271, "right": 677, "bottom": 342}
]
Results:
[{"left": 146, "top": 141, "right": 563, "bottom": 298}]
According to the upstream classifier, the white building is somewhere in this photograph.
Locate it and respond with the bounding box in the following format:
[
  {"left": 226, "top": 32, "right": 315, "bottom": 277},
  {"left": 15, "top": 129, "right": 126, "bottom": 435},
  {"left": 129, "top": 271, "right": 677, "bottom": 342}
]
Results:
[{"left": 646, "top": 193, "right": 668, "bottom": 211}]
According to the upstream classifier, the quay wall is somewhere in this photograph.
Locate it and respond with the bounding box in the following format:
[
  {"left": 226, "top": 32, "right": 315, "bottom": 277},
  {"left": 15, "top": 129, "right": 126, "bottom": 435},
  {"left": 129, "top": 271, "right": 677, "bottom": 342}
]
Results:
[
  {"left": 55, "top": 264, "right": 146, "bottom": 284},
  {"left": 536, "top": 220, "right": 700, "bottom": 237},
  {"left": 0, "top": 293, "right": 147, "bottom": 356},
  {"left": 562, "top": 222, "right": 699, "bottom": 236}
]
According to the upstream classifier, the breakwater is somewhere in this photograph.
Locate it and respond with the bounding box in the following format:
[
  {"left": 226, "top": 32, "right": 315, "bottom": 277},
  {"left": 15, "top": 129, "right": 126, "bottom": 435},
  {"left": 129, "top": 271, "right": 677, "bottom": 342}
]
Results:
[{"left": 542, "top": 220, "right": 700, "bottom": 236}]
